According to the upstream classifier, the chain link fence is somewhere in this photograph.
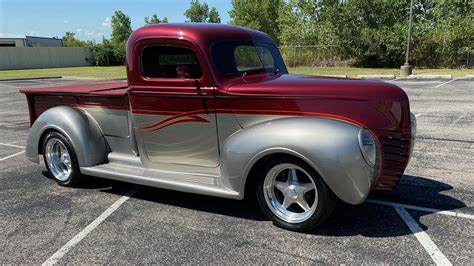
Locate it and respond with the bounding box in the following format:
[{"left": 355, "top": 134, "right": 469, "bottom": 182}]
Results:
[
  {"left": 279, "top": 45, "right": 473, "bottom": 68},
  {"left": 279, "top": 45, "right": 350, "bottom": 68}
]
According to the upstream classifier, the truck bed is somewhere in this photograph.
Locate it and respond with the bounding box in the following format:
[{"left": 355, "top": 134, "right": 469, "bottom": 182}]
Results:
[
  {"left": 20, "top": 81, "right": 129, "bottom": 96},
  {"left": 20, "top": 81, "right": 130, "bottom": 124}
]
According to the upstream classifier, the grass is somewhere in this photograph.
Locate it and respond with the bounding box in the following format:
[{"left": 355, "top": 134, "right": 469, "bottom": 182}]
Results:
[
  {"left": 0, "top": 66, "right": 126, "bottom": 80},
  {"left": 289, "top": 67, "right": 474, "bottom": 79},
  {"left": 0, "top": 66, "right": 472, "bottom": 80}
]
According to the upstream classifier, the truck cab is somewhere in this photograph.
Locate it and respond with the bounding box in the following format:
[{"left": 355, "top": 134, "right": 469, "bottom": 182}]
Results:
[{"left": 21, "top": 23, "right": 416, "bottom": 232}]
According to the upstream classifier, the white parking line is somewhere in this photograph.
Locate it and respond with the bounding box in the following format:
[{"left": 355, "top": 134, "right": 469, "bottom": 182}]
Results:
[
  {"left": 0, "top": 150, "right": 25, "bottom": 161},
  {"left": 6, "top": 121, "right": 29, "bottom": 125},
  {"left": 435, "top": 79, "right": 457, "bottom": 88},
  {"left": 367, "top": 199, "right": 474, "bottom": 220},
  {"left": 0, "top": 83, "right": 22, "bottom": 89},
  {"left": 395, "top": 207, "right": 452, "bottom": 265},
  {"left": 415, "top": 113, "right": 423, "bottom": 118},
  {"left": 32, "top": 80, "right": 74, "bottom": 86},
  {"left": 42, "top": 186, "right": 140, "bottom": 266},
  {"left": 0, "top": 142, "right": 25, "bottom": 149}
]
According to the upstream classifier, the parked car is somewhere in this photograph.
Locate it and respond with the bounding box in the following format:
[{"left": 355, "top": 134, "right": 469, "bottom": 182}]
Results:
[{"left": 21, "top": 24, "right": 416, "bottom": 232}]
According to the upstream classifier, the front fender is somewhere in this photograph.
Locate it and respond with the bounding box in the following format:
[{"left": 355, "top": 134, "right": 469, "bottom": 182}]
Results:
[
  {"left": 220, "top": 117, "right": 376, "bottom": 205},
  {"left": 26, "top": 106, "right": 108, "bottom": 167}
]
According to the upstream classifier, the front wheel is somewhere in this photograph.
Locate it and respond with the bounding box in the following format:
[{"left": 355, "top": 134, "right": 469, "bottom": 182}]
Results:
[
  {"left": 256, "top": 156, "right": 337, "bottom": 232},
  {"left": 42, "top": 131, "right": 84, "bottom": 187}
]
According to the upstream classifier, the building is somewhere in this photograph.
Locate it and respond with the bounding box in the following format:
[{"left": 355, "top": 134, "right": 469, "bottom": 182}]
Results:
[
  {"left": 0, "top": 35, "right": 63, "bottom": 47},
  {"left": 0, "top": 34, "right": 92, "bottom": 70}
]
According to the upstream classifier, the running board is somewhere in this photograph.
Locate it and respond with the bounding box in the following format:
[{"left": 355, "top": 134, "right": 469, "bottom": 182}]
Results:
[{"left": 80, "top": 163, "right": 241, "bottom": 199}]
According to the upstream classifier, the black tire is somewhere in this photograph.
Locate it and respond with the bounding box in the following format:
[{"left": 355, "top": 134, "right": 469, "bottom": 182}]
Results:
[
  {"left": 42, "top": 131, "right": 84, "bottom": 187},
  {"left": 255, "top": 156, "right": 337, "bottom": 232}
]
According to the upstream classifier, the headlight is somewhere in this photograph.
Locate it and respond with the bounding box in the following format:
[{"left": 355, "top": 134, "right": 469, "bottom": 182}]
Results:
[{"left": 358, "top": 129, "right": 376, "bottom": 167}]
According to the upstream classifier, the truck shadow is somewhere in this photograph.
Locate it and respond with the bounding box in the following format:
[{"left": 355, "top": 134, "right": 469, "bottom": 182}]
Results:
[
  {"left": 45, "top": 172, "right": 467, "bottom": 237},
  {"left": 313, "top": 175, "right": 468, "bottom": 237}
]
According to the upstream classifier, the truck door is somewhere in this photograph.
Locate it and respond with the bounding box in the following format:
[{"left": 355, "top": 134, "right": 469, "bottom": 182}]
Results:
[{"left": 128, "top": 39, "right": 219, "bottom": 168}]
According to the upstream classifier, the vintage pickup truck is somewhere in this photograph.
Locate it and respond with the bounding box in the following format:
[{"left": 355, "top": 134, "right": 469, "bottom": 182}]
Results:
[{"left": 21, "top": 23, "right": 416, "bottom": 232}]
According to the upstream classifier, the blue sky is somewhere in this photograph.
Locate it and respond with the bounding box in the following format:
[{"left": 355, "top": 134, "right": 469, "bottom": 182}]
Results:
[{"left": 0, "top": 0, "right": 233, "bottom": 41}]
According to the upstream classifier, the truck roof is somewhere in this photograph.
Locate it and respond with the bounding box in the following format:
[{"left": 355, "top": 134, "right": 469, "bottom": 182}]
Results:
[{"left": 127, "top": 23, "right": 273, "bottom": 48}]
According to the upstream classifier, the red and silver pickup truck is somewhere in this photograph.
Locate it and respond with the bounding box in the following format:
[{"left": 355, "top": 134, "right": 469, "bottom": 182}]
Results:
[{"left": 21, "top": 23, "right": 416, "bottom": 232}]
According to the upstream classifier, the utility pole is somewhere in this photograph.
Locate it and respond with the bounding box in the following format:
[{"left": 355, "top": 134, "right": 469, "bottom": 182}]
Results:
[{"left": 401, "top": 0, "right": 414, "bottom": 76}]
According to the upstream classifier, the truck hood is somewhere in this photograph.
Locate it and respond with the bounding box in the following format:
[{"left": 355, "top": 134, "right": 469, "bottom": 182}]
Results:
[
  {"left": 225, "top": 74, "right": 411, "bottom": 132},
  {"left": 227, "top": 74, "right": 406, "bottom": 101}
]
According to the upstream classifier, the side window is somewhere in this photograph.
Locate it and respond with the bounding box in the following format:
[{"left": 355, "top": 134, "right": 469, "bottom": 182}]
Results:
[{"left": 141, "top": 46, "right": 202, "bottom": 79}]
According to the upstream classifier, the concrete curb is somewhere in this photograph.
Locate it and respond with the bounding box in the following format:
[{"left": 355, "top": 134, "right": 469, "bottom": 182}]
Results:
[
  {"left": 0, "top": 76, "right": 62, "bottom": 81},
  {"left": 408, "top": 74, "right": 452, "bottom": 79},
  {"left": 465, "top": 75, "right": 474, "bottom": 79},
  {"left": 61, "top": 76, "right": 126, "bottom": 81},
  {"left": 357, "top": 75, "right": 395, "bottom": 80},
  {"left": 319, "top": 75, "right": 348, "bottom": 78}
]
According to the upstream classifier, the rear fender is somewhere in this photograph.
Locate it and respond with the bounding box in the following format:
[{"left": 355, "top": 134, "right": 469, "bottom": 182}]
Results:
[{"left": 26, "top": 106, "right": 108, "bottom": 167}]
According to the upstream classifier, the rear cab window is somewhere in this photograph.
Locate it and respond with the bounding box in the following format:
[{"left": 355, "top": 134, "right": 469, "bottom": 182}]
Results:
[{"left": 141, "top": 46, "right": 202, "bottom": 79}]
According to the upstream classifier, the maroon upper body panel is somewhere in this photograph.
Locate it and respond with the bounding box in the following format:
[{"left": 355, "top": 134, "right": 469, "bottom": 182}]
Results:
[
  {"left": 222, "top": 74, "right": 410, "bottom": 131},
  {"left": 20, "top": 24, "right": 411, "bottom": 135},
  {"left": 124, "top": 23, "right": 410, "bottom": 132}
]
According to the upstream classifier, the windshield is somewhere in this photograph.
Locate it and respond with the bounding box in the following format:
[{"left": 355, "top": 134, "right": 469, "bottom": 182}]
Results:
[{"left": 211, "top": 40, "right": 287, "bottom": 77}]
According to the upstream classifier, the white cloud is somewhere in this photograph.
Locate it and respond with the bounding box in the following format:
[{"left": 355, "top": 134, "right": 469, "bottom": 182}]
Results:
[
  {"left": 76, "top": 28, "right": 83, "bottom": 33},
  {"left": 29, "top": 31, "right": 38, "bottom": 36},
  {"left": 101, "top": 17, "right": 112, "bottom": 28}
]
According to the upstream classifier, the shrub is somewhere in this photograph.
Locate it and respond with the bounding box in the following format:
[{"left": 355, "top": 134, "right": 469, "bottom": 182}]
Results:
[{"left": 92, "top": 39, "right": 126, "bottom": 66}]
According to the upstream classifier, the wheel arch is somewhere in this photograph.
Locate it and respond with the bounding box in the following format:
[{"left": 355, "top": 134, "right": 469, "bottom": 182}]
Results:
[{"left": 26, "top": 106, "right": 108, "bottom": 167}]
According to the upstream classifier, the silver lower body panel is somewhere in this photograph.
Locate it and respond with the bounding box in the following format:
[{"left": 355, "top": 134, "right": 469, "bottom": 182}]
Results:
[{"left": 80, "top": 163, "right": 240, "bottom": 199}]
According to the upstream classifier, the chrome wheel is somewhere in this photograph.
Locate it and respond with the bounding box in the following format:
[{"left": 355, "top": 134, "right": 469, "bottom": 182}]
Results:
[
  {"left": 45, "top": 138, "right": 72, "bottom": 181},
  {"left": 263, "top": 163, "right": 318, "bottom": 224}
]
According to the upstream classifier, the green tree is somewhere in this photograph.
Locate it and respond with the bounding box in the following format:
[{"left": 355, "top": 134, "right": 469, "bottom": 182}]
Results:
[
  {"left": 111, "top": 10, "right": 133, "bottom": 43},
  {"left": 144, "top": 14, "right": 169, "bottom": 24},
  {"left": 184, "top": 0, "right": 221, "bottom": 23},
  {"left": 62, "top": 31, "right": 88, "bottom": 47},
  {"left": 208, "top": 7, "right": 221, "bottom": 23},
  {"left": 229, "top": 0, "right": 282, "bottom": 43},
  {"left": 92, "top": 38, "right": 126, "bottom": 66}
]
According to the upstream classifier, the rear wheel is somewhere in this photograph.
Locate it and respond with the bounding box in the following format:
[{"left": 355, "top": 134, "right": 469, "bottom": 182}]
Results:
[
  {"left": 256, "top": 156, "right": 337, "bottom": 232},
  {"left": 42, "top": 131, "right": 83, "bottom": 187}
]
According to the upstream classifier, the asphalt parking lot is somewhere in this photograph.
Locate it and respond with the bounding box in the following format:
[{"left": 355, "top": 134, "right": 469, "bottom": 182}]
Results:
[{"left": 1, "top": 77, "right": 473, "bottom": 264}]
